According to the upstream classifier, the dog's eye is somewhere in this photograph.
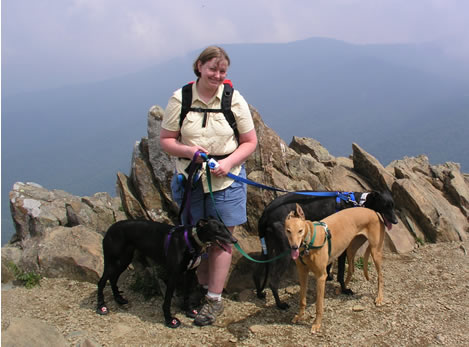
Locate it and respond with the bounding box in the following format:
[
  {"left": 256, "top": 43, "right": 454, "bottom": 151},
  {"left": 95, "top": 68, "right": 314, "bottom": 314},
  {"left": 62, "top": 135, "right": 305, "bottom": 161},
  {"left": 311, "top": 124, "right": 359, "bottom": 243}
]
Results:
[
  {"left": 299, "top": 229, "right": 304, "bottom": 234},
  {"left": 286, "top": 229, "right": 291, "bottom": 234}
]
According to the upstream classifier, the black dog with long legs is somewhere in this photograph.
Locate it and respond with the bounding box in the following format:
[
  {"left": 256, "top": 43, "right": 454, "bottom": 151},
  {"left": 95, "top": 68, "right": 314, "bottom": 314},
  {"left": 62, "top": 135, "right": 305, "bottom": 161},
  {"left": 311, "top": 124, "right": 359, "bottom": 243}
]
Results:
[
  {"left": 253, "top": 190, "right": 397, "bottom": 309},
  {"left": 96, "top": 218, "right": 237, "bottom": 328}
]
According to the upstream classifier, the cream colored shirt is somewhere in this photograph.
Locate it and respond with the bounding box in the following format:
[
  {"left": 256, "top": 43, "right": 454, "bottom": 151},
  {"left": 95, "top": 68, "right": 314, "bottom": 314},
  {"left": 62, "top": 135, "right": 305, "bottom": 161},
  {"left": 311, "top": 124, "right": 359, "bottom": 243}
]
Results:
[{"left": 162, "top": 82, "right": 254, "bottom": 192}]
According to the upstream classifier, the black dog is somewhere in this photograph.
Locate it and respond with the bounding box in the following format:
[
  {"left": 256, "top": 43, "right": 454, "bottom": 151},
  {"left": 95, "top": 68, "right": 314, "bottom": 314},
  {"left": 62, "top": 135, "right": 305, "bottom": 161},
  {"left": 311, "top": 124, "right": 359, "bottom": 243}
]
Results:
[
  {"left": 253, "top": 191, "right": 398, "bottom": 309},
  {"left": 96, "top": 218, "right": 237, "bottom": 328}
]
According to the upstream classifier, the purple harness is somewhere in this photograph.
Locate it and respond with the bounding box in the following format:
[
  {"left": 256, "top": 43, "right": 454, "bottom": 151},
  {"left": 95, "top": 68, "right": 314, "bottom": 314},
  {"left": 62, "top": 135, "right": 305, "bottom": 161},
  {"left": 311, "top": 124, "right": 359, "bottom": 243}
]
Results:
[{"left": 164, "top": 226, "right": 196, "bottom": 255}]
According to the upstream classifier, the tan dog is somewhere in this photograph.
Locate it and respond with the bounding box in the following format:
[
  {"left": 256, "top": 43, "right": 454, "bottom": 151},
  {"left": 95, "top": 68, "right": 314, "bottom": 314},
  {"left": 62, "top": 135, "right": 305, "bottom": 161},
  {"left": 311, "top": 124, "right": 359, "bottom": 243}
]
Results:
[{"left": 285, "top": 204, "right": 389, "bottom": 333}]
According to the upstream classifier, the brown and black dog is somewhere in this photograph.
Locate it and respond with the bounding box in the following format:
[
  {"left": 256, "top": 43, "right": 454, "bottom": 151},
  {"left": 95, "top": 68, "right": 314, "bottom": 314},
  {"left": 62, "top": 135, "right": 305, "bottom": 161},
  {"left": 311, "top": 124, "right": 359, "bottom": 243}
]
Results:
[{"left": 284, "top": 204, "right": 396, "bottom": 333}]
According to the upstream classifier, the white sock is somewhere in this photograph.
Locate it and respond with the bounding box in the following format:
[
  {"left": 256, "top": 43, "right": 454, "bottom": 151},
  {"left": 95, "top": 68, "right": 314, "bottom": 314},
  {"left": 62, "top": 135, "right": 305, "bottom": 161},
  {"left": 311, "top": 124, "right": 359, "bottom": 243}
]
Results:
[{"left": 206, "top": 291, "right": 222, "bottom": 301}]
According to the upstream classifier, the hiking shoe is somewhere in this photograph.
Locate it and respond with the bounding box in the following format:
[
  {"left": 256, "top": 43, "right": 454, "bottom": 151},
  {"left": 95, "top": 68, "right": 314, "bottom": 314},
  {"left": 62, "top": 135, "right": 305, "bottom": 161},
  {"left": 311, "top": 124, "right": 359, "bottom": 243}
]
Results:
[{"left": 194, "top": 296, "right": 224, "bottom": 326}]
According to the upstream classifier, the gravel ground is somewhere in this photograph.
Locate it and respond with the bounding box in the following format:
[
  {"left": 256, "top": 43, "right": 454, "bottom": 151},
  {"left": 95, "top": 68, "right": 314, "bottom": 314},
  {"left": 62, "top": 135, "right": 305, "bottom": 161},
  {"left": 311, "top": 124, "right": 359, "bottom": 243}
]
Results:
[{"left": 2, "top": 240, "right": 469, "bottom": 346}]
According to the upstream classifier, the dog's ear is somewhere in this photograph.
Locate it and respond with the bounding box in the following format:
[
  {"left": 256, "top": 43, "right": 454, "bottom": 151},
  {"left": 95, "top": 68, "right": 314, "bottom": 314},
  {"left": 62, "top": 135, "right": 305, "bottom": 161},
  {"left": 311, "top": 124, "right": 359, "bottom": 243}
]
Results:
[
  {"left": 295, "top": 203, "right": 305, "bottom": 220},
  {"left": 196, "top": 219, "right": 208, "bottom": 227}
]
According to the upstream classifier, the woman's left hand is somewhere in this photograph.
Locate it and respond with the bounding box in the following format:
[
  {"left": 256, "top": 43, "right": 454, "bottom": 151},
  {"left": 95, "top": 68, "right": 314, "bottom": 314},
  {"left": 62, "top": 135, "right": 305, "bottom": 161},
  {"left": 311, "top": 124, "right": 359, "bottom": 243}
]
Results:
[{"left": 211, "top": 159, "right": 232, "bottom": 177}]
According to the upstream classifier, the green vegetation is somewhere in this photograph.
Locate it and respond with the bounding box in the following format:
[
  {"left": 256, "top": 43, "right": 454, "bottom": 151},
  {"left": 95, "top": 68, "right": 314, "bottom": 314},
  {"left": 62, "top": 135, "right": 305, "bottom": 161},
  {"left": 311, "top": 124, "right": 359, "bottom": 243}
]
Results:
[
  {"left": 6, "top": 262, "right": 42, "bottom": 288},
  {"left": 355, "top": 257, "right": 372, "bottom": 270}
]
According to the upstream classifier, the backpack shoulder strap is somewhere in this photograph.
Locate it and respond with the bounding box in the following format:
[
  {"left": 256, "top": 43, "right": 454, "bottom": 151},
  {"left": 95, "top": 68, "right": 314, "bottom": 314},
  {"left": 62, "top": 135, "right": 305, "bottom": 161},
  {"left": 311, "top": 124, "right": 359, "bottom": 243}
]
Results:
[
  {"left": 221, "top": 81, "right": 239, "bottom": 142},
  {"left": 179, "top": 82, "right": 194, "bottom": 128}
]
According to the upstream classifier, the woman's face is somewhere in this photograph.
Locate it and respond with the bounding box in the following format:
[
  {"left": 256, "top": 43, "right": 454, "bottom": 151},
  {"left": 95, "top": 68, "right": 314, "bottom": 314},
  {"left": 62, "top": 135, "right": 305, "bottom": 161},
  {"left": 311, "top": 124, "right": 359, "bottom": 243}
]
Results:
[{"left": 197, "top": 57, "right": 229, "bottom": 89}]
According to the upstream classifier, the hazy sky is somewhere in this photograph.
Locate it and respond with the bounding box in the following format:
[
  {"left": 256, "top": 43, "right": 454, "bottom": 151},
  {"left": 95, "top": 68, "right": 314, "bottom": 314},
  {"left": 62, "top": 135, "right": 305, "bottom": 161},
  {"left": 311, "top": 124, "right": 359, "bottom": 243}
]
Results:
[{"left": 3, "top": 0, "right": 469, "bottom": 93}]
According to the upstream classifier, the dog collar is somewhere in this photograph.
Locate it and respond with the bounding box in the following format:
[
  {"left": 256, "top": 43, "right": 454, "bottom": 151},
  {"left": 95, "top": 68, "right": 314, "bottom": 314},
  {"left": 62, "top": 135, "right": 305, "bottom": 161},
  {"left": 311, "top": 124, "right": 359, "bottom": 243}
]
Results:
[{"left": 359, "top": 192, "right": 369, "bottom": 206}]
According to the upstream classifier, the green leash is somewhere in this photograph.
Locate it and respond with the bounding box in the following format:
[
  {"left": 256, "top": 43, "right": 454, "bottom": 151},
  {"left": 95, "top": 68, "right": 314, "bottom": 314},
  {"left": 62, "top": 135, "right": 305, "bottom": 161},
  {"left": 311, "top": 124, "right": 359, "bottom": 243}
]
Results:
[{"left": 204, "top": 164, "right": 289, "bottom": 264}]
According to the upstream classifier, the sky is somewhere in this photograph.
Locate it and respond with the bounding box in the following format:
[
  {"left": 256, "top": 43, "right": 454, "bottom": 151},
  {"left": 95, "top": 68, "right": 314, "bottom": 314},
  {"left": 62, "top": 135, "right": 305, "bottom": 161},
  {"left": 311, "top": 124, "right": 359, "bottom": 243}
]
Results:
[{"left": 2, "top": 0, "right": 469, "bottom": 94}]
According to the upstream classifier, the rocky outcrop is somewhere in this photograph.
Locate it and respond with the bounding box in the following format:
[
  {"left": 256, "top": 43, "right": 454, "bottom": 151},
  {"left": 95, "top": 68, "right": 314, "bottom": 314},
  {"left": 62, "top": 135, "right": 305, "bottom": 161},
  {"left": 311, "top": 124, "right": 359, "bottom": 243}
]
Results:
[
  {"left": 4, "top": 182, "right": 126, "bottom": 282},
  {"left": 3, "top": 104, "right": 468, "bottom": 289},
  {"left": 389, "top": 156, "right": 468, "bottom": 242}
]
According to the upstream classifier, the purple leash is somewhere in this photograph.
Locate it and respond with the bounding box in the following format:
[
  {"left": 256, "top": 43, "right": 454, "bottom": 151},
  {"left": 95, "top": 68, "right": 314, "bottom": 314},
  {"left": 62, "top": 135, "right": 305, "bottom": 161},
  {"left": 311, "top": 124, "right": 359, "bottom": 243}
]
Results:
[{"left": 166, "top": 151, "right": 203, "bottom": 256}]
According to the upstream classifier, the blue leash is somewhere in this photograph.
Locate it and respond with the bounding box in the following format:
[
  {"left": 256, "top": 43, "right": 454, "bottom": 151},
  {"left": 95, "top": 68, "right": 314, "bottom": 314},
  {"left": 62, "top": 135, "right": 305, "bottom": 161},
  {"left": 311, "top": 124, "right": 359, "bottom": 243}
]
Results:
[{"left": 203, "top": 154, "right": 350, "bottom": 200}]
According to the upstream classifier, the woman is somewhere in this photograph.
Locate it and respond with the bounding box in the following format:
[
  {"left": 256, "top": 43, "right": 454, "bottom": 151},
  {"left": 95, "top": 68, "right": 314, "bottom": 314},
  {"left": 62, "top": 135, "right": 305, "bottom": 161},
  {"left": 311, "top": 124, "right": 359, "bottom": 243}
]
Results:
[{"left": 160, "top": 46, "right": 257, "bottom": 326}]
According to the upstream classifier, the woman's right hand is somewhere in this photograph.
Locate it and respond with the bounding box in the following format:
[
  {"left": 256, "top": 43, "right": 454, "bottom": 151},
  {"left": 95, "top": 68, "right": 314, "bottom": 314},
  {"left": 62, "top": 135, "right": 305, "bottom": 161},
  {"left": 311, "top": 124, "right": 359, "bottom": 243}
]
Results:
[{"left": 191, "top": 146, "right": 209, "bottom": 163}]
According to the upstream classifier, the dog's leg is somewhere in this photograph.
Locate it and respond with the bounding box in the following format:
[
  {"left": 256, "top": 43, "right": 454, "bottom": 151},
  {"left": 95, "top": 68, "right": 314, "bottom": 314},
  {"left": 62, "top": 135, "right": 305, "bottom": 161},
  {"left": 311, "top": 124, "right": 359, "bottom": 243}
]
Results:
[
  {"left": 270, "top": 257, "right": 291, "bottom": 310},
  {"left": 162, "top": 276, "right": 181, "bottom": 328},
  {"left": 336, "top": 251, "right": 353, "bottom": 295},
  {"left": 110, "top": 249, "right": 134, "bottom": 305},
  {"left": 253, "top": 260, "right": 268, "bottom": 299},
  {"left": 96, "top": 266, "right": 109, "bottom": 315},
  {"left": 183, "top": 269, "right": 199, "bottom": 318},
  {"left": 344, "top": 247, "right": 356, "bottom": 289},
  {"left": 311, "top": 272, "right": 327, "bottom": 334},
  {"left": 292, "top": 262, "right": 309, "bottom": 324},
  {"left": 367, "top": 245, "right": 384, "bottom": 306},
  {"left": 311, "top": 271, "right": 327, "bottom": 334}
]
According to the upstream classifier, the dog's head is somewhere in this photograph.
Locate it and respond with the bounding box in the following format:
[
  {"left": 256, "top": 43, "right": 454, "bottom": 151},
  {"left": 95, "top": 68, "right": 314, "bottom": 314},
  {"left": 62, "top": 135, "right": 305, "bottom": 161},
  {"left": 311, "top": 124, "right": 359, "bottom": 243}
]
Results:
[
  {"left": 284, "top": 204, "right": 308, "bottom": 260},
  {"left": 195, "top": 218, "right": 237, "bottom": 252},
  {"left": 364, "top": 191, "right": 398, "bottom": 230}
]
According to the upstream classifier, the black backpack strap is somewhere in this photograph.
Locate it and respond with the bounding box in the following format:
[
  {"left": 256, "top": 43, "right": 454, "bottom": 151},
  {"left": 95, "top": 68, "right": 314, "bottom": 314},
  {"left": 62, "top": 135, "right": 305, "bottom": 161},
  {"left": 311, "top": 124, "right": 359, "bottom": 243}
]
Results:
[
  {"left": 221, "top": 83, "right": 239, "bottom": 142},
  {"left": 179, "top": 83, "right": 194, "bottom": 128}
]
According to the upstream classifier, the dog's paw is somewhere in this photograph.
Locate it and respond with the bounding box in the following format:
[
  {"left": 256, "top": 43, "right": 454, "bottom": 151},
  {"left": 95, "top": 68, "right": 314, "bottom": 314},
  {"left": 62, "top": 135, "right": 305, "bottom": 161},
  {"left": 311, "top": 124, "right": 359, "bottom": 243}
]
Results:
[
  {"left": 256, "top": 291, "right": 266, "bottom": 299},
  {"left": 375, "top": 297, "right": 384, "bottom": 306},
  {"left": 292, "top": 313, "right": 304, "bottom": 324},
  {"left": 342, "top": 288, "right": 354, "bottom": 296},
  {"left": 96, "top": 305, "right": 109, "bottom": 315},
  {"left": 165, "top": 317, "right": 181, "bottom": 328},
  {"left": 277, "top": 302, "right": 290, "bottom": 310},
  {"left": 185, "top": 308, "right": 198, "bottom": 319},
  {"left": 114, "top": 295, "right": 129, "bottom": 305},
  {"left": 310, "top": 323, "right": 321, "bottom": 334}
]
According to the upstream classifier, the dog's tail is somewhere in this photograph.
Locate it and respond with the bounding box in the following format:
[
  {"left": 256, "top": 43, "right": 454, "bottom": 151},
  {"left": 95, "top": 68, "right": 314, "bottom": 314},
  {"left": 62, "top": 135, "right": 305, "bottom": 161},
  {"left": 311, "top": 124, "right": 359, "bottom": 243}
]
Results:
[{"left": 363, "top": 245, "right": 371, "bottom": 281}]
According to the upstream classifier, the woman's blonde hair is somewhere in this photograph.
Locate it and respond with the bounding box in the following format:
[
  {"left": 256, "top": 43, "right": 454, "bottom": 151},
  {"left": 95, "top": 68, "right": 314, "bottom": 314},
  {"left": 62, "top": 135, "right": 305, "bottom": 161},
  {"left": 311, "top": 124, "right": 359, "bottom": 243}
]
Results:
[{"left": 193, "top": 46, "right": 230, "bottom": 77}]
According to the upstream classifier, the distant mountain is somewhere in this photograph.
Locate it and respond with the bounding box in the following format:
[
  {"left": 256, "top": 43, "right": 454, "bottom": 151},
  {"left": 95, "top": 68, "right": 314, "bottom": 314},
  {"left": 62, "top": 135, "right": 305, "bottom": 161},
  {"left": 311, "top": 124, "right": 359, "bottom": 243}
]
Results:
[{"left": 2, "top": 37, "right": 469, "bottom": 244}]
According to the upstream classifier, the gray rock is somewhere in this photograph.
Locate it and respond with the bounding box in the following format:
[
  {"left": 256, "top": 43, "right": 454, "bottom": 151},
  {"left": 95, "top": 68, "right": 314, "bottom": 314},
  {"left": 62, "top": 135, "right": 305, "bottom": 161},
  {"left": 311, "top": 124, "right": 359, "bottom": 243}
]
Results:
[{"left": 2, "top": 317, "right": 68, "bottom": 347}]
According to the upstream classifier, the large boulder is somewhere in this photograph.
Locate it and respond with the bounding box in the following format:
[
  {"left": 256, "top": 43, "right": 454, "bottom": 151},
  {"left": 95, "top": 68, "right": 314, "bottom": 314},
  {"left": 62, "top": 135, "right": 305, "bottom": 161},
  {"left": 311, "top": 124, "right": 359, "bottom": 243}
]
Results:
[{"left": 389, "top": 156, "right": 468, "bottom": 242}]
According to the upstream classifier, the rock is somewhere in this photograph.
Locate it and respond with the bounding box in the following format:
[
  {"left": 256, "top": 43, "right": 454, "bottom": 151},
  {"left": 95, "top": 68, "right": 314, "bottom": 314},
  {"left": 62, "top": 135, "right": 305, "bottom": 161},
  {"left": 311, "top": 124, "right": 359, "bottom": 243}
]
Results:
[
  {"left": 34, "top": 225, "right": 104, "bottom": 282},
  {"left": 130, "top": 139, "right": 175, "bottom": 223},
  {"left": 353, "top": 143, "right": 396, "bottom": 192},
  {"left": 390, "top": 156, "right": 468, "bottom": 242},
  {"left": 5, "top": 182, "right": 124, "bottom": 282},
  {"left": 352, "top": 305, "right": 365, "bottom": 312},
  {"left": 289, "top": 136, "right": 336, "bottom": 167},
  {"left": 147, "top": 105, "right": 177, "bottom": 210},
  {"left": 9, "top": 182, "right": 123, "bottom": 244},
  {"left": 2, "top": 317, "right": 68, "bottom": 347},
  {"left": 116, "top": 171, "right": 148, "bottom": 220}
]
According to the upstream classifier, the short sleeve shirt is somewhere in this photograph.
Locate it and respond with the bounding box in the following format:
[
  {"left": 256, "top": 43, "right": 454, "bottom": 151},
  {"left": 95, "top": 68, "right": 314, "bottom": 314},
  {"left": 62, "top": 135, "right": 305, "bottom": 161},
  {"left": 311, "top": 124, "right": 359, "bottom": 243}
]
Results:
[{"left": 162, "top": 82, "right": 254, "bottom": 192}]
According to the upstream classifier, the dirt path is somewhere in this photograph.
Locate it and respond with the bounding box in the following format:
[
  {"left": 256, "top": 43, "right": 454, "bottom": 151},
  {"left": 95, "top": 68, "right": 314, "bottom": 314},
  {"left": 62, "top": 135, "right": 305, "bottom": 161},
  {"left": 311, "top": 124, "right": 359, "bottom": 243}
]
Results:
[{"left": 2, "top": 240, "right": 469, "bottom": 346}]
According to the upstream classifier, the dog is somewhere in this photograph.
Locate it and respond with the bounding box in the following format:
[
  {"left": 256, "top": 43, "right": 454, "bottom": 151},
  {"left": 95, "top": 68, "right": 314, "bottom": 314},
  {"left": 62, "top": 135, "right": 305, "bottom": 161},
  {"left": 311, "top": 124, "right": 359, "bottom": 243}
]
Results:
[
  {"left": 96, "top": 218, "right": 237, "bottom": 328},
  {"left": 253, "top": 190, "right": 397, "bottom": 309},
  {"left": 285, "top": 204, "right": 397, "bottom": 333}
]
